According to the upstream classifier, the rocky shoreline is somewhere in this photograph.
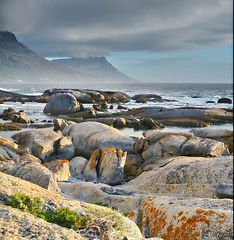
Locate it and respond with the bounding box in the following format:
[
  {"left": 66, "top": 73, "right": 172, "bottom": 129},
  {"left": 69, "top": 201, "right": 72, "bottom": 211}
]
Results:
[{"left": 0, "top": 89, "right": 233, "bottom": 239}]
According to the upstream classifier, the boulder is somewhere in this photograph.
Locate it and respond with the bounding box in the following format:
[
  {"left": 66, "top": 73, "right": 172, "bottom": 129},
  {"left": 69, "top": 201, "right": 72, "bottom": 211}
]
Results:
[
  {"left": 98, "top": 147, "right": 127, "bottom": 185},
  {"left": 143, "top": 129, "right": 194, "bottom": 144},
  {"left": 0, "top": 161, "right": 60, "bottom": 193},
  {"left": 69, "top": 156, "right": 88, "bottom": 180},
  {"left": 53, "top": 118, "right": 68, "bottom": 131},
  {"left": 62, "top": 122, "right": 136, "bottom": 160},
  {"left": 124, "top": 153, "right": 144, "bottom": 181},
  {"left": 12, "top": 130, "right": 61, "bottom": 162},
  {"left": 56, "top": 136, "right": 75, "bottom": 160},
  {"left": 83, "top": 148, "right": 99, "bottom": 182},
  {"left": 218, "top": 97, "right": 232, "bottom": 104},
  {"left": 12, "top": 130, "right": 75, "bottom": 162},
  {"left": 140, "top": 118, "right": 164, "bottom": 129},
  {"left": 180, "top": 137, "right": 226, "bottom": 157},
  {"left": 44, "top": 93, "right": 80, "bottom": 115},
  {"left": 132, "top": 94, "right": 163, "bottom": 103},
  {"left": 113, "top": 118, "right": 126, "bottom": 128},
  {"left": 142, "top": 134, "right": 188, "bottom": 165},
  {"left": 190, "top": 128, "right": 233, "bottom": 153},
  {"left": 43, "top": 159, "right": 70, "bottom": 182}
]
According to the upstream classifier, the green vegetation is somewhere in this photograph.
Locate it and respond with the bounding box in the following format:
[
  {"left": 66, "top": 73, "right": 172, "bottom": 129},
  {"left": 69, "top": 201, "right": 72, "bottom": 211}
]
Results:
[
  {"left": 4, "top": 192, "right": 44, "bottom": 216},
  {"left": 43, "top": 207, "right": 90, "bottom": 230},
  {"left": 4, "top": 193, "right": 132, "bottom": 238},
  {"left": 4, "top": 193, "right": 89, "bottom": 230}
]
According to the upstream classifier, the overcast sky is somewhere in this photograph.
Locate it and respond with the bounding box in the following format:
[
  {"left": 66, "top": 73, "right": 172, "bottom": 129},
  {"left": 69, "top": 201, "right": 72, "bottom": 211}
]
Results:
[{"left": 0, "top": 0, "right": 233, "bottom": 83}]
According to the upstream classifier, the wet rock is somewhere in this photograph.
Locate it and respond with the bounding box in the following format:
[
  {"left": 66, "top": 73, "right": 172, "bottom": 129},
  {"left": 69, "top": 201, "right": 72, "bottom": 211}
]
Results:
[
  {"left": 0, "top": 122, "right": 23, "bottom": 131},
  {"left": 140, "top": 118, "right": 164, "bottom": 129},
  {"left": 43, "top": 159, "right": 70, "bottom": 182},
  {"left": 113, "top": 118, "right": 126, "bottom": 128},
  {"left": 93, "top": 101, "right": 108, "bottom": 111},
  {"left": 218, "top": 97, "right": 232, "bottom": 104},
  {"left": 44, "top": 93, "right": 80, "bottom": 115},
  {"left": 161, "top": 119, "right": 211, "bottom": 128},
  {"left": 119, "top": 107, "right": 233, "bottom": 124},
  {"left": 98, "top": 147, "right": 127, "bottom": 185},
  {"left": 132, "top": 94, "right": 163, "bottom": 103}
]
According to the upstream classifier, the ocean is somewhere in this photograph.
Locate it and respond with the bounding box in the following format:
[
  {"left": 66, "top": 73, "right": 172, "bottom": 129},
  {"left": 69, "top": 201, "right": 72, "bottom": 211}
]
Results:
[{"left": 0, "top": 82, "right": 233, "bottom": 139}]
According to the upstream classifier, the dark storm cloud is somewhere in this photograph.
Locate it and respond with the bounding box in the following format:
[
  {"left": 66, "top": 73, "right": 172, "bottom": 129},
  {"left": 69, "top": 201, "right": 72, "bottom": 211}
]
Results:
[{"left": 0, "top": 0, "right": 232, "bottom": 57}]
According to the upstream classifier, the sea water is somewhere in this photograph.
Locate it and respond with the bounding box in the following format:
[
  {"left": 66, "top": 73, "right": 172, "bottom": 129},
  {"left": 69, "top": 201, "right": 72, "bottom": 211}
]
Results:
[{"left": 0, "top": 82, "right": 233, "bottom": 139}]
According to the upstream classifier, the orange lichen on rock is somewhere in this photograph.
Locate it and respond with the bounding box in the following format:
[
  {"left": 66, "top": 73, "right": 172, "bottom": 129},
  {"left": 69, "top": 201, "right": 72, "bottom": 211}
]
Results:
[
  {"left": 43, "top": 159, "right": 70, "bottom": 181},
  {"left": 89, "top": 148, "right": 99, "bottom": 170},
  {"left": 142, "top": 197, "right": 232, "bottom": 240}
]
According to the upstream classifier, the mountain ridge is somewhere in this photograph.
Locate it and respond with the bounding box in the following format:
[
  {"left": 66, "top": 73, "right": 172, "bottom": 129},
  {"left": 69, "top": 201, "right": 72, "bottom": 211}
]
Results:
[
  {"left": 0, "top": 31, "right": 135, "bottom": 84},
  {"left": 52, "top": 56, "right": 135, "bottom": 82}
]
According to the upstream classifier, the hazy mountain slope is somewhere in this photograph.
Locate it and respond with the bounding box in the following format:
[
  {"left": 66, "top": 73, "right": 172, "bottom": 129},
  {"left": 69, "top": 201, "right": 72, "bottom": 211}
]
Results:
[
  {"left": 52, "top": 57, "right": 135, "bottom": 82},
  {"left": 0, "top": 31, "right": 100, "bottom": 84}
]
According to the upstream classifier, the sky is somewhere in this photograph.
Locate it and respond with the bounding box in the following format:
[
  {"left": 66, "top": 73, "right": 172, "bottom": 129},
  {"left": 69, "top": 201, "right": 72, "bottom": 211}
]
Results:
[{"left": 0, "top": 0, "right": 233, "bottom": 83}]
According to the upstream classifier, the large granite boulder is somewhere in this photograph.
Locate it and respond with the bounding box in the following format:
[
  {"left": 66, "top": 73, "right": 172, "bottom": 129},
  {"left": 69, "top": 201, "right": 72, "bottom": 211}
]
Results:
[
  {"left": 12, "top": 130, "right": 75, "bottom": 162},
  {"left": 62, "top": 121, "right": 136, "bottom": 159},
  {"left": 44, "top": 93, "right": 80, "bottom": 115}
]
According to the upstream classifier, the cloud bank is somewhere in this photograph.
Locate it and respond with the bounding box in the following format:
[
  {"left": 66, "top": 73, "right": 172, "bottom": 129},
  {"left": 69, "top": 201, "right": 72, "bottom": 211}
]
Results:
[{"left": 0, "top": 0, "right": 232, "bottom": 57}]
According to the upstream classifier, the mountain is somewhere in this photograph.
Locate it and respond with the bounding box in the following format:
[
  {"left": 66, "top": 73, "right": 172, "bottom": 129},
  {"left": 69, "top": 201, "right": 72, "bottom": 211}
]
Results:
[
  {"left": 52, "top": 57, "right": 135, "bottom": 82},
  {"left": 0, "top": 31, "right": 100, "bottom": 84}
]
